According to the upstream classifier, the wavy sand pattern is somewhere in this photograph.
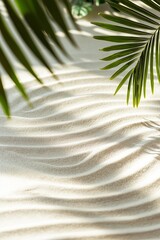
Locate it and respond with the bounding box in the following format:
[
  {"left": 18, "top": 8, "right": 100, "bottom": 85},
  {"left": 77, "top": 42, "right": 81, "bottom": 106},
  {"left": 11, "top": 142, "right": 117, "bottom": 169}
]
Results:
[{"left": 0, "top": 18, "right": 160, "bottom": 240}]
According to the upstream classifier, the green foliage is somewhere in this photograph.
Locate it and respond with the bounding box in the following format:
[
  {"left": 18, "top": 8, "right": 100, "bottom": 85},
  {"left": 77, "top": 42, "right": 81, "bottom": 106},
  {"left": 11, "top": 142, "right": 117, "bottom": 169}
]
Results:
[
  {"left": 71, "top": 0, "right": 106, "bottom": 18},
  {"left": 0, "top": 0, "right": 160, "bottom": 117},
  {"left": 0, "top": 0, "right": 78, "bottom": 117},
  {"left": 93, "top": 0, "right": 160, "bottom": 107}
]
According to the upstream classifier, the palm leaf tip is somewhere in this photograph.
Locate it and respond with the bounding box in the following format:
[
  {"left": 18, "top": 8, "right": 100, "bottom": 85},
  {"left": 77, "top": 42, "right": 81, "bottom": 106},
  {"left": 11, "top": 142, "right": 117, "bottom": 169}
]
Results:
[
  {"left": 0, "top": 77, "right": 11, "bottom": 118},
  {"left": 93, "top": 0, "right": 160, "bottom": 106}
]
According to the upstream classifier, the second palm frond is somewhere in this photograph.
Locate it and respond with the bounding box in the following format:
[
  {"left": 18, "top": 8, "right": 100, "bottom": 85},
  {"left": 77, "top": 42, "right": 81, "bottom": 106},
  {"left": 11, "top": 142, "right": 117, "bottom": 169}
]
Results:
[{"left": 93, "top": 0, "right": 160, "bottom": 107}]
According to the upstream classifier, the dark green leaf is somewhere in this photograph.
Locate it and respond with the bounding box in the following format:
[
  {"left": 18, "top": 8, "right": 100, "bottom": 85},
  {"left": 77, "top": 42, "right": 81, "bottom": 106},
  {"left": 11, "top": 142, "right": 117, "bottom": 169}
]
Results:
[
  {"left": 101, "top": 53, "right": 139, "bottom": 70},
  {"left": 114, "top": 69, "right": 133, "bottom": 95},
  {"left": 14, "top": 0, "right": 65, "bottom": 62},
  {"left": 143, "top": 42, "right": 150, "bottom": 98},
  {"left": 127, "top": 74, "right": 133, "bottom": 104},
  {"left": 0, "top": 48, "right": 29, "bottom": 104},
  {"left": 155, "top": 29, "right": 160, "bottom": 83},
  {"left": 119, "top": 0, "right": 160, "bottom": 21},
  {"left": 43, "top": 0, "right": 77, "bottom": 47},
  {"left": 1, "top": 16, "right": 42, "bottom": 84},
  {"left": 150, "top": 36, "right": 155, "bottom": 94},
  {"left": 101, "top": 47, "right": 142, "bottom": 61},
  {"left": 107, "top": 1, "right": 159, "bottom": 25},
  {"left": 3, "top": 0, "right": 54, "bottom": 75},
  {"left": 99, "top": 13, "right": 156, "bottom": 30},
  {"left": 93, "top": 22, "right": 150, "bottom": 35},
  {"left": 0, "top": 77, "right": 10, "bottom": 117},
  {"left": 100, "top": 43, "right": 146, "bottom": 52},
  {"left": 94, "top": 35, "right": 148, "bottom": 42},
  {"left": 110, "top": 59, "right": 137, "bottom": 80},
  {"left": 94, "top": 0, "right": 160, "bottom": 106},
  {"left": 141, "top": 0, "right": 160, "bottom": 12}
]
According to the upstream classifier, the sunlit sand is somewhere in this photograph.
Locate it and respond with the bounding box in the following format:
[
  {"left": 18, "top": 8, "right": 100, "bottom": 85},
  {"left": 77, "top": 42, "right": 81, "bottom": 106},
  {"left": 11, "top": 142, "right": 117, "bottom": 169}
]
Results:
[{"left": 0, "top": 11, "right": 160, "bottom": 240}]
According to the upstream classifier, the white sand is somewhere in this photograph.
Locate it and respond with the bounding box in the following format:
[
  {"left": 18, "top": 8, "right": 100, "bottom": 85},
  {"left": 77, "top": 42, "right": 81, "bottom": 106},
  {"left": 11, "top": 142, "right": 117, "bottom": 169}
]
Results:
[{"left": 0, "top": 12, "right": 160, "bottom": 240}]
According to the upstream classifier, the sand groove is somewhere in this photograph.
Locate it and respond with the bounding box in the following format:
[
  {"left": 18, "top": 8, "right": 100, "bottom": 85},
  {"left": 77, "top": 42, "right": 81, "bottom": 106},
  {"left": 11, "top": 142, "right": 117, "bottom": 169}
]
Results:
[{"left": 0, "top": 22, "right": 160, "bottom": 240}]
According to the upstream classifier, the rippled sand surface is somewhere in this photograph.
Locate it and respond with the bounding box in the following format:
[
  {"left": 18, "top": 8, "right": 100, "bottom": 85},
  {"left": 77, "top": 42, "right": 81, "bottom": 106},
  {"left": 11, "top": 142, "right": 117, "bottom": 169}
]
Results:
[{"left": 0, "top": 19, "right": 160, "bottom": 240}]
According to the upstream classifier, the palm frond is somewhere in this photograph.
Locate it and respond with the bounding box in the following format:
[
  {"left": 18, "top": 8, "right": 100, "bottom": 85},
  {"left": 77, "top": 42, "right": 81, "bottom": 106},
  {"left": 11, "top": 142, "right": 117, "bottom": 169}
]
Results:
[
  {"left": 0, "top": 0, "right": 77, "bottom": 117},
  {"left": 93, "top": 0, "right": 160, "bottom": 106}
]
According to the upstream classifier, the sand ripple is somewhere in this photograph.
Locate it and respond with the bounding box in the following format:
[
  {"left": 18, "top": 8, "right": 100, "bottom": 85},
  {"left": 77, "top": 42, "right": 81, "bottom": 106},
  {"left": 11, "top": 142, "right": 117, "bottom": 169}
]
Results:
[{"left": 0, "top": 33, "right": 160, "bottom": 240}]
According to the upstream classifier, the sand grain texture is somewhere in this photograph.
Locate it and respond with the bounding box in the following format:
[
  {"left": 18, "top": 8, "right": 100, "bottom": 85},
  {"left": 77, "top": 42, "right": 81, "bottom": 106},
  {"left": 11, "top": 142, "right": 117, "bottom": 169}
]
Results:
[{"left": 0, "top": 16, "right": 160, "bottom": 240}]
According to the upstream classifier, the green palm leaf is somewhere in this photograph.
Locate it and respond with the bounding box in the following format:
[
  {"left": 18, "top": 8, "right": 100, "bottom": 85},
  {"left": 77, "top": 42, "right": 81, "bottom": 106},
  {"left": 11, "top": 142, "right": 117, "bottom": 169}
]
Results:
[
  {"left": 0, "top": 77, "right": 10, "bottom": 117},
  {"left": 0, "top": 0, "right": 77, "bottom": 117},
  {"left": 93, "top": 0, "right": 160, "bottom": 106}
]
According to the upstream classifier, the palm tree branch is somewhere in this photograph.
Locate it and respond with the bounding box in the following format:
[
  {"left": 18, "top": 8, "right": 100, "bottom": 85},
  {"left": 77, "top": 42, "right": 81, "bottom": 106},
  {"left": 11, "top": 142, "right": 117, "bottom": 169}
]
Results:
[
  {"left": 94, "top": 0, "right": 160, "bottom": 106},
  {"left": 0, "top": 0, "right": 78, "bottom": 117}
]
